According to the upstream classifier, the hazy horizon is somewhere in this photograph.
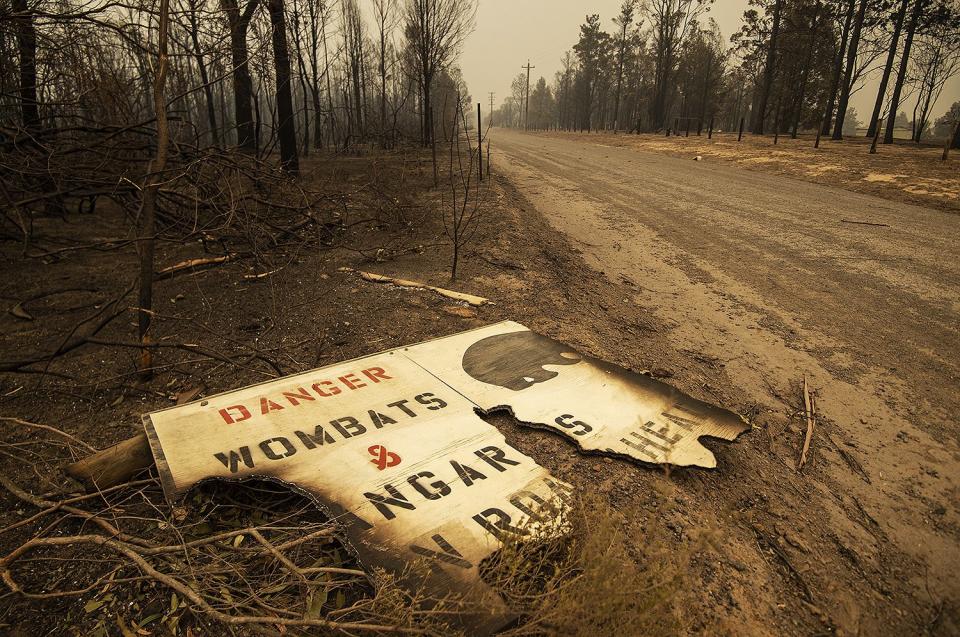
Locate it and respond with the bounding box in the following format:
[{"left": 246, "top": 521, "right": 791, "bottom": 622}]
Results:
[{"left": 459, "top": 0, "right": 960, "bottom": 129}]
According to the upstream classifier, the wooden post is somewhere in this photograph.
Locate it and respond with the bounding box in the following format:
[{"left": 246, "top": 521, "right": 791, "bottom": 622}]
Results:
[
  {"left": 738, "top": 116, "right": 744, "bottom": 141},
  {"left": 66, "top": 433, "right": 154, "bottom": 489},
  {"left": 708, "top": 116, "right": 714, "bottom": 139},
  {"left": 477, "top": 102, "right": 483, "bottom": 181},
  {"left": 486, "top": 139, "right": 490, "bottom": 177}
]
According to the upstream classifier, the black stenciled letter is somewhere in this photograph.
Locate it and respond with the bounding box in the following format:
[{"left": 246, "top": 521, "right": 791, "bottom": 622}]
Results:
[
  {"left": 364, "top": 484, "right": 416, "bottom": 520},
  {"left": 214, "top": 447, "right": 255, "bottom": 473}
]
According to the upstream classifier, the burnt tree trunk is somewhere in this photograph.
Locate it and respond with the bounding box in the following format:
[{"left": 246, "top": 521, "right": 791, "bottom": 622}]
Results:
[
  {"left": 792, "top": 0, "right": 822, "bottom": 138},
  {"left": 832, "top": 0, "right": 868, "bottom": 139},
  {"left": 867, "top": 0, "right": 909, "bottom": 137},
  {"left": 187, "top": 0, "right": 220, "bottom": 147},
  {"left": 222, "top": 0, "right": 259, "bottom": 151},
  {"left": 138, "top": 0, "right": 171, "bottom": 378},
  {"left": 13, "top": 0, "right": 40, "bottom": 131},
  {"left": 755, "top": 0, "right": 784, "bottom": 135},
  {"left": 884, "top": 0, "right": 923, "bottom": 144},
  {"left": 821, "top": 0, "right": 856, "bottom": 136},
  {"left": 267, "top": 0, "right": 299, "bottom": 173}
]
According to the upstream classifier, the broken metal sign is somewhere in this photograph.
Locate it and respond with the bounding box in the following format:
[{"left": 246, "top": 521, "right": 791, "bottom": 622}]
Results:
[{"left": 144, "top": 321, "right": 747, "bottom": 633}]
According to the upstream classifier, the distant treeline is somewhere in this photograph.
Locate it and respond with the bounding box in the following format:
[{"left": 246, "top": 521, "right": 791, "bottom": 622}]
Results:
[{"left": 493, "top": 0, "right": 960, "bottom": 146}]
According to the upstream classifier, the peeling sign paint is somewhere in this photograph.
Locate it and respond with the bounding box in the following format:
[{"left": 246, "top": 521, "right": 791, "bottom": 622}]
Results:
[{"left": 144, "top": 321, "right": 747, "bottom": 633}]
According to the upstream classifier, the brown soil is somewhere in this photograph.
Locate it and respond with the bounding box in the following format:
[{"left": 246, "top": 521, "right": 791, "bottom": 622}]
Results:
[{"left": 0, "top": 143, "right": 955, "bottom": 635}]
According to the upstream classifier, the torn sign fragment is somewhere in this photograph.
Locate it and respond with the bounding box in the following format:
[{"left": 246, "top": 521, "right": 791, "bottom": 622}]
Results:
[
  {"left": 143, "top": 321, "right": 747, "bottom": 633},
  {"left": 404, "top": 322, "right": 750, "bottom": 468}
]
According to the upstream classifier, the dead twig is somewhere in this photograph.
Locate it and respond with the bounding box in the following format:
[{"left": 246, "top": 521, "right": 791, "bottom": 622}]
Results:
[
  {"left": 798, "top": 377, "right": 816, "bottom": 471},
  {"left": 154, "top": 254, "right": 238, "bottom": 280},
  {"left": 339, "top": 267, "right": 490, "bottom": 307},
  {"left": 0, "top": 417, "right": 97, "bottom": 453}
]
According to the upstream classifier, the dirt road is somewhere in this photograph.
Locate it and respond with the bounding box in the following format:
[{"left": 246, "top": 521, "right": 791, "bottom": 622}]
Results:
[{"left": 492, "top": 128, "right": 960, "bottom": 633}]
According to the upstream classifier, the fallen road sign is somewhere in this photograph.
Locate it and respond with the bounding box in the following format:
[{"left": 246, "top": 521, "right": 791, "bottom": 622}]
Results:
[{"left": 144, "top": 321, "right": 747, "bottom": 633}]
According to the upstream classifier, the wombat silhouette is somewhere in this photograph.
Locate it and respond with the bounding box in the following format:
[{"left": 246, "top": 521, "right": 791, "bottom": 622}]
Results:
[{"left": 461, "top": 330, "right": 581, "bottom": 391}]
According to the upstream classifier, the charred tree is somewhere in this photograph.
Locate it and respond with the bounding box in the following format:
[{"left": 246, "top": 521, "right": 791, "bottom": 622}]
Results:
[
  {"left": 12, "top": 0, "right": 40, "bottom": 131},
  {"left": 139, "top": 0, "right": 172, "bottom": 378},
  {"left": 883, "top": 0, "right": 924, "bottom": 143},
  {"left": 222, "top": 0, "right": 260, "bottom": 151},
  {"left": 832, "top": 0, "right": 868, "bottom": 139},
  {"left": 755, "top": 0, "right": 784, "bottom": 135},
  {"left": 186, "top": 0, "right": 221, "bottom": 147},
  {"left": 267, "top": 0, "right": 299, "bottom": 173},
  {"left": 867, "top": 0, "right": 909, "bottom": 137},
  {"left": 792, "top": 0, "right": 823, "bottom": 138},
  {"left": 821, "top": 0, "right": 856, "bottom": 136}
]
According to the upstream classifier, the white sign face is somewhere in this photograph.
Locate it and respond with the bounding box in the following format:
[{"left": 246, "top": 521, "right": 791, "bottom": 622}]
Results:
[{"left": 144, "top": 321, "right": 747, "bottom": 633}]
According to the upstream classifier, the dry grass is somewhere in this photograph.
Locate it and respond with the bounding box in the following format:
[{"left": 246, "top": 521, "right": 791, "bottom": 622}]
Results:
[
  {"left": 541, "top": 130, "right": 959, "bottom": 214},
  {"left": 482, "top": 487, "right": 699, "bottom": 636}
]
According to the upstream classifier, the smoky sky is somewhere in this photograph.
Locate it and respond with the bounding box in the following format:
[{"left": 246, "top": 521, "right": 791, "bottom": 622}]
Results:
[{"left": 459, "top": 0, "right": 960, "bottom": 127}]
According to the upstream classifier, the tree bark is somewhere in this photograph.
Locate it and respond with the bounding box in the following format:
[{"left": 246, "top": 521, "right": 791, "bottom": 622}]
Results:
[
  {"left": 821, "top": 0, "right": 856, "bottom": 136},
  {"left": 867, "top": 0, "right": 909, "bottom": 137},
  {"left": 755, "top": 0, "right": 784, "bottom": 135},
  {"left": 138, "top": 0, "right": 171, "bottom": 378},
  {"left": 792, "top": 0, "right": 822, "bottom": 138},
  {"left": 832, "top": 0, "right": 868, "bottom": 139},
  {"left": 884, "top": 0, "right": 923, "bottom": 144},
  {"left": 187, "top": 0, "right": 220, "bottom": 147},
  {"left": 222, "top": 0, "right": 259, "bottom": 151},
  {"left": 12, "top": 0, "right": 40, "bottom": 131},
  {"left": 290, "top": 0, "right": 311, "bottom": 155},
  {"left": 379, "top": 19, "right": 388, "bottom": 145},
  {"left": 267, "top": 0, "right": 299, "bottom": 173},
  {"left": 613, "top": 19, "right": 628, "bottom": 132},
  {"left": 322, "top": 15, "right": 335, "bottom": 148}
]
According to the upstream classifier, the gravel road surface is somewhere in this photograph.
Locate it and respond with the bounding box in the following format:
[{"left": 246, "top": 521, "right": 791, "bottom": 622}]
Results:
[{"left": 492, "top": 127, "right": 960, "bottom": 630}]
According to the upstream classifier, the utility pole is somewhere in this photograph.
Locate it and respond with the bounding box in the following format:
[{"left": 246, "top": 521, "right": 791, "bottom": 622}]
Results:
[
  {"left": 477, "top": 103, "right": 483, "bottom": 182},
  {"left": 521, "top": 60, "right": 534, "bottom": 130},
  {"left": 488, "top": 91, "right": 494, "bottom": 127}
]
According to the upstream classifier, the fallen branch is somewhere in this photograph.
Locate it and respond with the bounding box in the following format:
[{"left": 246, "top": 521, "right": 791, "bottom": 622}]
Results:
[
  {"left": 339, "top": 267, "right": 491, "bottom": 307},
  {"left": 154, "top": 254, "right": 236, "bottom": 280},
  {"left": 840, "top": 219, "right": 889, "bottom": 228},
  {"left": 798, "top": 377, "right": 816, "bottom": 471}
]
